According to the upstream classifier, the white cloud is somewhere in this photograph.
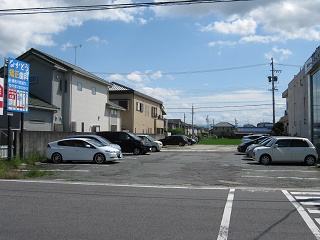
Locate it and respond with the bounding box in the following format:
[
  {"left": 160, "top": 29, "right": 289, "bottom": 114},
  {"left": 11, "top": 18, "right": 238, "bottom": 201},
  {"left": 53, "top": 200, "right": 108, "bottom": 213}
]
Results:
[
  {"left": 151, "top": 71, "right": 163, "bottom": 79},
  {"left": 201, "top": 18, "right": 257, "bottom": 35},
  {"left": 127, "top": 71, "right": 144, "bottom": 83},
  {"left": 264, "top": 46, "right": 293, "bottom": 61},
  {"left": 109, "top": 73, "right": 126, "bottom": 81},
  {"left": 86, "top": 36, "right": 108, "bottom": 45},
  {"left": 0, "top": 0, "right": 142, "bottom": 57},
  {"left": 208, "top": 40, "right": 238, "bottom": 47},
  {"left": 107, "top": 70, "right": 163, "bottom": 86},
  {"left": 139, "top": 87, "right": 183, "bottom": 102}
]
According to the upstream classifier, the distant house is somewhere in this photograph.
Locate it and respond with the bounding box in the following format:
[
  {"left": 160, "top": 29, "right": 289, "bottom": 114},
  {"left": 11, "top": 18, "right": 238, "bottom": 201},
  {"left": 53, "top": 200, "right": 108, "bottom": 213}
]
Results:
[
  {"left": 1, "top": 48, "right": 125, "bottom": 132},
  {"left": 166, "top": 119, "right": 184, "bottom": 131},
  {"left": 109, "top": 82, "right": 166, "bottom": 134},
  {"left": 165, "top": 119, "right": 205, "bottom": 136},
  {"left": 210, "top": 122, "right": 235, "bottom": 137}
]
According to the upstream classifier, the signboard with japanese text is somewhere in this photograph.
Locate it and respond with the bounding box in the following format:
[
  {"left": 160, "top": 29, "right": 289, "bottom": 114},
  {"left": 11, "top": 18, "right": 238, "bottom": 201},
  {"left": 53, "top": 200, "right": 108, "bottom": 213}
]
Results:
[
  {"left": 7, "top": 58, "right": 29, "bottom": 113},
  {"left": 0, "top": 77, "right": 3, "bottom": 115}
]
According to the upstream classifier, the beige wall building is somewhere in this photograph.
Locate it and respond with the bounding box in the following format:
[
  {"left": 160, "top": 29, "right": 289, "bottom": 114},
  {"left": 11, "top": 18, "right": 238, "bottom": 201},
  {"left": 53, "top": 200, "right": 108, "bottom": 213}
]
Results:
[{"left": 109, "top": 82, "right": 165, "bottom": 134}]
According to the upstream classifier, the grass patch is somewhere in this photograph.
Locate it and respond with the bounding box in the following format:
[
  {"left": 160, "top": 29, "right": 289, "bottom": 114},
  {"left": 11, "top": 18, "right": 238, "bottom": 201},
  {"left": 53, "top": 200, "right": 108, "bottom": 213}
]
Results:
[
  {"left": 0, "top": 153, "right": 50, "bottom": 179},
  {"left": 199, "top": 138, "right": 241, "bottom": 145}
]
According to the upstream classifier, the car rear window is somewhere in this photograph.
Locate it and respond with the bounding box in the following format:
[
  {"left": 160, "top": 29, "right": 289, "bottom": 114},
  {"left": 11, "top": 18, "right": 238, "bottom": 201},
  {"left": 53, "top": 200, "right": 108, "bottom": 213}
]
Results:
[{"left": 291, "top": 139, "right": 309, "bottom": 147}]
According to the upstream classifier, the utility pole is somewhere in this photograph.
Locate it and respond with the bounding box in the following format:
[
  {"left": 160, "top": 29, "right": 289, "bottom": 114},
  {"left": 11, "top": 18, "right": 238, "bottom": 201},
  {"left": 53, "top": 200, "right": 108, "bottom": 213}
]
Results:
[
  {"left": 268, "top": 58, "right": 278, "bottom": 126},
  {"left": 183, "top": 113, "right": 186, "bottom": 134},
  {"left": 191, "top": 104, "right": 194, "bottom": 137}
]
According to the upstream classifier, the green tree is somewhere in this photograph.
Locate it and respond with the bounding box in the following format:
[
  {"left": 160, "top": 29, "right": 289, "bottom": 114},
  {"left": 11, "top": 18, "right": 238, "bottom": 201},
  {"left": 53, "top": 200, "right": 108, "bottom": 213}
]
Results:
[
  {"left": 272, "top": 122, "right": 284, "bottom": 136},
  {"left": 170, "top": 128, "right": 185, "bottom": 135}
]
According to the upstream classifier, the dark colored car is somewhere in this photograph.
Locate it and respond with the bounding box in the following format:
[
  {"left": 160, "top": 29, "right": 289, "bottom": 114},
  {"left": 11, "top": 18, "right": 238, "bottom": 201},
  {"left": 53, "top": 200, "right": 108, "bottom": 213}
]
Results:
[
  {"left": 237, "top": 136, "right": 269, "bottom": 153},
  {"left": 96, "top": 131, "right": 152, "bottom": 155},
  {"left": 159, "top": 135, "right": 188, "bottom": 146}
]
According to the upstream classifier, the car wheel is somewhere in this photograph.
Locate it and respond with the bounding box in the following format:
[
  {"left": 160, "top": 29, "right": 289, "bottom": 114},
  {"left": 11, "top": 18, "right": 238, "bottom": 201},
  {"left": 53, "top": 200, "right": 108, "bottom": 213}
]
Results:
[
  {"left": 305, "top": 155, "right": 316, "bottom": 166},
  {"left": 133, "top": 147, "right": 141, "bottom": 155},
  {"left": 94, "top": 153, "right": 106, "bottom": 164},
  {"left": 179, "top": 142, "right": 184, "bottom": 146},
  {"left": 51, "top": 152, "right": 62, "bottom": 163},
  {"left": 259, "top": 154, "right": 271, "bottom": 165},
  {"left": 151, "top": 146, "right": 157, "bottom": 152}
]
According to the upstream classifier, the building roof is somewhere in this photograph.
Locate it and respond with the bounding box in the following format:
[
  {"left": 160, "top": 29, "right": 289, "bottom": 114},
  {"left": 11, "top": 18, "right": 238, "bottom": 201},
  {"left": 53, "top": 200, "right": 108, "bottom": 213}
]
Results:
[
  {"left": 29, "top": 93, "right": 59, "bottom": 111},
  {"left": 109, "top": 82, "right": 163, "bottom": 105},
  {"left": 17, "top": 48, "right": 112, "bottom": 86},
  {"left": 214, "top": 122, "right": 235, "bottom": 127},
  {"left": 106, "top": 101, "right": 126, "bottom": 111}
]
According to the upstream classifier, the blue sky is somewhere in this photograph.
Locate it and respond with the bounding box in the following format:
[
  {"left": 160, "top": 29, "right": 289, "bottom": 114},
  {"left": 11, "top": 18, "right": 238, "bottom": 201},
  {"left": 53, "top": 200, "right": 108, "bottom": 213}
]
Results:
[{"left": 1, "top": 0, "right": 320, "bottom": 127}]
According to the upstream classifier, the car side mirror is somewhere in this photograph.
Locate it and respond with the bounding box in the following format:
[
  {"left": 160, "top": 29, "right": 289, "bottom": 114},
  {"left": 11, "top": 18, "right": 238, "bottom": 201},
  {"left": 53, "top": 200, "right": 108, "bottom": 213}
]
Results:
[{"left": 274, "top": 144, "right": 278, "bottom": 148}]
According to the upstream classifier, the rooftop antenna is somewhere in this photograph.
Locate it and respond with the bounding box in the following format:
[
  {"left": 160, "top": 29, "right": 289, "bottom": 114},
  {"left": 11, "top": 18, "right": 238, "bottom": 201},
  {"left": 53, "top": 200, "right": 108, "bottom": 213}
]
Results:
[{"left": 68, "top": 44, "right": 82, "bottom": 65}]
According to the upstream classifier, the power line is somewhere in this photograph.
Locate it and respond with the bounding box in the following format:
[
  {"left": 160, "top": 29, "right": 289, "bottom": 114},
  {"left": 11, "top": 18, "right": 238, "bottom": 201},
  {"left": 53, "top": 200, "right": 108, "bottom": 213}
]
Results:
[
  {"left": 0, "top": 0, "right": 253, "bottom": 16},
  {"left": 166, "top": 103, "right": 285, "bottom": 110},
  {"left": 93, "top": 63, "right": 269, "bottom": 76},
  {"left": 167, "top": 107, "right": 284, "bottom": 114}
]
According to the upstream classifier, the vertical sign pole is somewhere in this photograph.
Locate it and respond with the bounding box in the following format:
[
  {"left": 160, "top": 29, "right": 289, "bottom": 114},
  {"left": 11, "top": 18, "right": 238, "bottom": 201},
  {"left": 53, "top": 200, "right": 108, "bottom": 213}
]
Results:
[
  {"left": 4, "top": 58, "right": 12, "bottom": 161},
  {"left": 20, "top": 113, "right": 24, "bottom": 160}
]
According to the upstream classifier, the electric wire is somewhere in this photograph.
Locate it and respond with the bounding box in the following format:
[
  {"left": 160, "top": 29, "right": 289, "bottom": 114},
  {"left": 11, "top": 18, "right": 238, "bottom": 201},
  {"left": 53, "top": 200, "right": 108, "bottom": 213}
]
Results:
[
  {"left": 93, "top": 63, "right": 269, "bottom": 76},
  {"left": 0, "top": 0, "right": 253, "bottom": 16}
]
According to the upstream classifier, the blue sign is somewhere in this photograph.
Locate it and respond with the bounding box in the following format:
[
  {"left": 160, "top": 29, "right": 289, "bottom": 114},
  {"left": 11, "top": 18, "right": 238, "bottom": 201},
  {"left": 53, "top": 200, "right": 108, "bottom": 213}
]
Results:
[{"left": 7, "top": 58, "right": 30, "bottom": 113}]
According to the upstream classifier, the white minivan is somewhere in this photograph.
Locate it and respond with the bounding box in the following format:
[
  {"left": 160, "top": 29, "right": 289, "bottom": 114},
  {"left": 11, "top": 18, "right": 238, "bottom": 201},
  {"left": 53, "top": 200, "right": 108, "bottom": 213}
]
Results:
[{"left": 253, "top": 136, "right": 318, "bottom": 165}]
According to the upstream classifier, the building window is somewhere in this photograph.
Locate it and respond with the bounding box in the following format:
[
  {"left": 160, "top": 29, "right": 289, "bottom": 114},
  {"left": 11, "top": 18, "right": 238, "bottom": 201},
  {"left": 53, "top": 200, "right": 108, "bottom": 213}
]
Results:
[
  {"left": 111, "top": 109, "right": 117, "bottom": 117},
  {"left": 151, "top": 107, "right": 157, "bottom": 118},
  {"left": 91, "top": 87, "right": 96, "bottom": 95},
  {"left": 59, "top": 79, "right": 62, "bottom": 92},
  {"left": 136, "top": 102, "right": 144, "bottom": 112},
  {"left": 77, "top": 82, "right": 82, "bottom": 91},
  {"left": 111, "top": 125, "right": 117, "bottom": 131}
]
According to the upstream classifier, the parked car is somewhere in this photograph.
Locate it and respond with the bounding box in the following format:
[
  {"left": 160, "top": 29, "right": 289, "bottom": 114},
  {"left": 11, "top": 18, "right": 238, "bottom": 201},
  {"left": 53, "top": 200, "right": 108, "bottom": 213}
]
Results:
[
  {"left": 245, "top": 137, "right": 272, "bottom": 158},
  {"left": 96, "top": 131, "right": 152, "bottom": 155},
  {"left": 68, "top": 134, "right": 122, "bottom": 158},
  {"left": 186, "top": 137, "right": 197, "bottom": 145},
  {"left": 252, "top": 136, "right": 318, "bottom": 166},
  {"left": 237, "top": 136, "right": 269, "bottom": 153},
  {"left": 241, "top": 134, "right": 268, "bottom": 143},
  {"left": 46, "top": 138, "right": 121, "bottom": 164},
  {"left": 137, "top": 135, "right": 163, "bottom": 152},
  {"left": 173, "top": 135, "right": 196, "bottom": 145},
  {"left": 159, "top": 135, "right": 188, "bottom": 146}
]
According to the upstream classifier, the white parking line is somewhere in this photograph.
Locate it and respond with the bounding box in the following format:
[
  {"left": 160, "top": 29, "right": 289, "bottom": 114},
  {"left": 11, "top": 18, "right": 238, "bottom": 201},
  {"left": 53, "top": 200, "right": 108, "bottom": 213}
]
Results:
[
  {"left": 217, "top": 189, "right": 235, "bottom": 240},
  {"left": 282, "top": 190, "right": 320, "bottom": 239},
  {"left": 243, "top": 169, "right": 318, "bottom": 173},
  {"left": 242, "top": 175, "right": 319, "bottom": 180}
]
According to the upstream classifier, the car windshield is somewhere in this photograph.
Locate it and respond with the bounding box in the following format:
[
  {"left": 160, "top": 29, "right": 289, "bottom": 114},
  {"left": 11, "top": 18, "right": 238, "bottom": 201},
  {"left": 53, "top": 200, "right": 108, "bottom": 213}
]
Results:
[
  {"left": 86, "top": 139, "right": 104, "bottom": 147},
  {"left": 95, "top": 136, "right": 112, "bottom": 145},
  {"left": 145, "top": 135, "right": 155, "bottom": 141},
  {"left": 127, "top": 132, "right": 142, "bottom": 141},
  {"left": 265, "top": 138, "right": 277, "bottom": 147},
  {"left": 260, "top": 138, "right": 272, "bottom": 145}
]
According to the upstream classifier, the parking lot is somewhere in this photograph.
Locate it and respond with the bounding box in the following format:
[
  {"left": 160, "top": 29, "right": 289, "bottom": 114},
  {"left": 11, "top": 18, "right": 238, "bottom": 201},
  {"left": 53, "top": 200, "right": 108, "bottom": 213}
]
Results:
[{"left": 38, "top": 144, "right": 320, "bottom": 189}]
